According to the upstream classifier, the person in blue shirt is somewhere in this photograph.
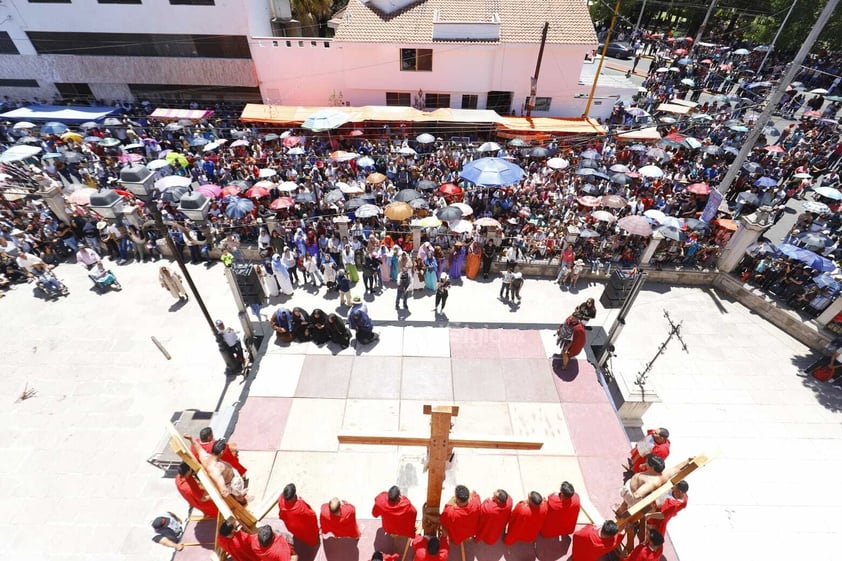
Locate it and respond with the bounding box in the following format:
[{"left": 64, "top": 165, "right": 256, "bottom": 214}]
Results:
[
  {"left": 348, "top": 308, "right": 378, "bottom": 346},
  {"left": 271, "top": 307, "right": 294, "bottom": 343}
]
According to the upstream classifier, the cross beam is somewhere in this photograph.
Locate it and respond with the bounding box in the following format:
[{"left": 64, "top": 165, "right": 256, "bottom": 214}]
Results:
[{"left": 337, "top": 404, "right": 543, "bottom": 535}]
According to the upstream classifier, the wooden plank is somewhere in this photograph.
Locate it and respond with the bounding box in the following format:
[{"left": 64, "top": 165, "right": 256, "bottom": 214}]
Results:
[
  {"left": 337, "top": 432, "right": 542, "bottom": 450},
  {"left": 423, "top": 404, "right": 459, "bottom": 416},
  {"left": 338, "top": 433, "right": 431, "bottom": 447},
  {"left": 248, "top": 485, "right": 282, "bottom": 522},
  {"left": 423, "top": 408, "right": 453, "bottom": 535},
  {"left": 578, "top": 493, "right": 603, "bottom": 526},
  {"left": 449, "top": 436, "right": 543, "bottom": 450}
]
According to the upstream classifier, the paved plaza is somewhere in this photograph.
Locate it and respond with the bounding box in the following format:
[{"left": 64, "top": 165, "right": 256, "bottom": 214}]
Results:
[{"left": 2, "top": 259, "right": 841, "bottom": 561}]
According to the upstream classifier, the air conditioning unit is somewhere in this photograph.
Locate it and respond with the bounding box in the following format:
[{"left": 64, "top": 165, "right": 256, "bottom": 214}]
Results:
[{"left": 269, "top": 0, "right": 292, "bottom": 22}]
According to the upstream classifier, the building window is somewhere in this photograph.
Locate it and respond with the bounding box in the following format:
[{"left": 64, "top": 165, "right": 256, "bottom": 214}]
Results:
[
  {"left": 128, "top": 84, "right": 262, "bottom": 102},
  {"left": 461, "top": 94, "right": 478, "bottom": 110},
  {"left": 386, "top": 92, "right": 411, "bottom": 107},
  {"left": 27, "top": 32, "right": 250, "bottom": 58},
  {"left": 425, "top": 93, "right": 450, "bottom": 109},
  {"left": 55, "top": 83, "right": 93, "bottom": 101},
  {"left": 525, "top": 96, "right": 552, "bottom": 111},
  {"left": 0, "top": 79, "right": 39, "bottom": 87},
  {"left": 98, "top": 0, "right": 142, "bottom": 3},
  {"left": 0, "top": 32, "right": 19, "bottom": 55},
  {"left": 400, "top": 48, "right": 432, "bottom": 71},
  {"left": 170, "top": 0, "right": 214, "bottom": 4}
]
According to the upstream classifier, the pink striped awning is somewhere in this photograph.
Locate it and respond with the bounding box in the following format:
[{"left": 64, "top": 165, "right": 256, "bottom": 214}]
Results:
[{"left": 149, "top": 108, "right": 214, "bottom": 121}]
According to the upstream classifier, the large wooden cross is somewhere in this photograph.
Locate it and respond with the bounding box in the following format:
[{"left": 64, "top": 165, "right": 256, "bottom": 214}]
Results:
[{"left": 338, "top": 404, "right": 544, "bottom": 535}]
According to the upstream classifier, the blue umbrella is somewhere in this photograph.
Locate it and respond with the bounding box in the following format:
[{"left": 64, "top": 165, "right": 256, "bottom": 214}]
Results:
[
  {"left": 754, "top": 176, "right": 778, "bottom": 188},
  {"left": 778, "top": 243, "right": 836, "bottom": 272},
  {"left": 813, "top": 273, "right": 841, "bottom": 292},
  {"left": 224, "top": 197, "right": 255, "bottom": 219},
  {"left": 813, "top": 186, "right": 842, "bottom": 201},
  {"left": 189, "top": 136, "right": 210, "bottom": 147},
  {"left": 357, "top": 156, "right": 375, "bottom": 168},
  {"left": 40, "top": 121, "right": 68, "bottom": 135},
  {"left": 459, "top": 157, "right": 525, "bottom": 186}
]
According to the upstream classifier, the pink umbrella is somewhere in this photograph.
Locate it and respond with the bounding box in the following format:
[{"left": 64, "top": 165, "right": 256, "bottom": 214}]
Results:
[
  {"left": 763, "top": 145, "right": 786, "bottom": 154},
  {"left": 577, "top": 196, "right": 601, "bottom": 207},
  {"left": 222, "top": 185, "right": 243, "bottom": 197},
  {"left": 618, "top": 215, "right": 653, "bottom": 237},
  {"left": 118, "top": 153, "right": 143, "bottom": 163},
  {"left": 245, "top": 185, "right": 271, "bottom": 199},
  {"left": 270, "top": 197, "right": 295, "bottom": 210},
  {"left": 196, "top": 184, "right": 222, "bottom": 198},
  {"left": 686, "top": 182, "right": 711, "bottom": 195}
]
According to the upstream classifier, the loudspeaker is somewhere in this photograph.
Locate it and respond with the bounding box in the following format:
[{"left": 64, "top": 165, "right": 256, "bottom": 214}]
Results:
[{"left": 599, "top": 270, "right": 637, "bottom": 309}]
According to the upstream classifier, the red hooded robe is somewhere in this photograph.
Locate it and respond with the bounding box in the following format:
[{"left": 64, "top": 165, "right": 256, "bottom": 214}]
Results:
[
  {"left": 175, "top": 473, "right": 219, "bottom": 518},
  {"left": 571, "top": 525, "right": 622, "bottom": 561},
  {"left": 218, "top": 530, "right": 260, "bottom": 561},
  {"left": 475, "top": 495, "right": 512, "bottom": 545},
  {"left": 503, "top": 499, "right": 548, "bottom": 545},
  {"left": 440, "top": 492, "right": 481, "bottom": 545},
  {"left": 319, "top": 501, "right": 360, "bottom": 538},
  {"left": 541, "top": 492, "right": 580, "bottom": 537},
  {"left": 371, "top": 492, "right": 417, "bottom": 537},
  {"left": 249, "top": 533, "right": 293, "bottom": 561},
  {"left": 279, "top": 497, "right": 320, "bottom": 546}
]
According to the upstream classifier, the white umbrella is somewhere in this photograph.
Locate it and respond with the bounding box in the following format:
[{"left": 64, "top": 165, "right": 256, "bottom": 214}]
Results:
[
  {"left": 733, "top": 48, "right": 750, "bottom": 55},
  {"left": 656, "top": 67, "right": 670, "bottom": 73},
  {"left": 0, "top": 144, "right": 42, "bottom": 162},
  {"left": 643, "top": 209, "right": 666, "bottom": 223},
  {"left": 591, "top": 210, "right": 617, "bottom": 223},
  {"left": 452, "top": 202, "right": 473, "bottom": 216},
  {"left": 154, "top": 175, "right": 191, "bottom": 190},
  {"left": 547, "top": 157, "right": 569, "bottom": 170},
  {"left": 287, "top": 147, "right": 305, "bottom": 155},
  {"left": 278, "top": 181, "right": 298, "bottom": 192},
  {"left": 12, "top": 121, "right": 36, "bottom": 130},
  {"left": 478, "top": 142, "right": 502, "bottom": 152},
  {"left": 416, "top": 133, "right": 435, "bottom": 144},
  {"left": 337, "top": 181, "right": 364, "bottom": 194},
  {"left": 398, "top": 146, "right": 417, "bottom": 156},
  {"left": 660, "top": 216, "right": 682, "bottom": 229},
  {"left": 355, "top": 204, "right": 381, "bottom": 218},
  {"left": 253, "top": 180, "right": 276, "bottom": 189},
  {"left": 639, "top": 165, "right": 664, "bottom": 178},
  {"left": 146, "top": 159, "right": 170, "bottom": 171},
  {"left": 330, "top": 150, "right": 358, "bottom": 162},
  {"left": 810, "top": 88, "right": 829, "bottom": 95},
  {"left": 230, "top": 139, "right": 250, "bottom": 148},
  {"left": 258, "top": 168, "right": 278, "bottom": 178},
  {"left": 609, "top": 164, "right": 630, "bottom": 173},
  {"left": 301, "top": 109, "right": 349, "bottom": 132},
  {"left": 448, "top": 219, "right": 472, "bottom": 233}
]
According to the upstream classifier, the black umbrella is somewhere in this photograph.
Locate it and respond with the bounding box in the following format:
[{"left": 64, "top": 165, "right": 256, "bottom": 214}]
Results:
[
  {"left": 592, "top": 171, "right": 610, "bottom": 181},
  {"left": 436, "top": 206, "right": 463, "bottom": 221},
  {"left": 416, "top": 180, "right": 437, "bottom": 191},
  {"left": 295, "top": 192, "right": 315, "bottom": 203},
  {"left": 580, "top": 184, "right": 604, "bottom": 196},
  {"left": 684, "top": 218, "right": 709, "bottom": 231},
  {"left": 160, "top": 184, "right": 190, "bottom": 203},
  {"left": 324, "top": 189, "right": 344, "bottom": 204},
  {"left": 395, "top": 189, "right": 422, "bottom": 202},
  {"left": 409, "top": 198, "right": 429, "bottom": 209},
  {"left": 743, "top": 162, "right": 764, "bottom": 174}
]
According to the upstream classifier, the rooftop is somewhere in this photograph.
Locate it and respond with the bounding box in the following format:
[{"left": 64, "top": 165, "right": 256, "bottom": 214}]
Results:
[{"left": 333, "top": 0, "right": 598, "bottom": 45}]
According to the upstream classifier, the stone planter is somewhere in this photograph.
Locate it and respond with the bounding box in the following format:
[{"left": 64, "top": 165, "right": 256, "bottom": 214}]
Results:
[{"left": 605, "top": 370, "right": 660, "bottom": 428}]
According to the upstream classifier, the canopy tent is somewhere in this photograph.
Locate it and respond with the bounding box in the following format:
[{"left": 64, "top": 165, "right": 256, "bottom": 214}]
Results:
[
  {"left": 669, "top": 99, "right": 698, "bottom": 108},
  {"left": 149, "top": 108, "right": 214, "bottom": 121},
  {"left": 0, "top": 104, "right": 115, "bottom": 123},
  {"left": 617, "top": 127, "right": 662, "bottom": 141},
  {"left": 656, "top": 103, "right": 693, "bottom": 115},
  {"left": 496, "top": 116, "right": 605, "bottom": 136}
]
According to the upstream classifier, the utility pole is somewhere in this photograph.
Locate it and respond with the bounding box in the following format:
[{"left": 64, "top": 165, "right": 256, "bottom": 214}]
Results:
[
  {"left": 717, "top": 0, "right": 840, "bottom": 198},
  {"left": 583, "top": 0, "right": 621, "bottom": 119},
  {"left": 688, "top": 0, "right": 718, "bottom": 57},
  {"left": 526, "top": 22, "right": 549, "bottom": 118},
  {"left": 756, "top": 0, "right": 798, "bottom": 77},
  {"left": 634, "top": 0, "right": 648, "bottom": 35}
]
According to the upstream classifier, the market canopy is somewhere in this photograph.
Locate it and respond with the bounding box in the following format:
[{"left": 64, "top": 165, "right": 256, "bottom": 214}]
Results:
[
  {"left": 617, "top": 127, "right": 662, "bottom": 141},
  {"left": 656, "top": 103, "right": 693, "bottom": 115},
  {"left": 149, "top": 108, "right": 214, "bottom": 121},
  {"left": 0, "top": 104, "right": 115, "bottom": 123},
  {"left": 496, "top": 117, "right": 605, "bottom": 135}
]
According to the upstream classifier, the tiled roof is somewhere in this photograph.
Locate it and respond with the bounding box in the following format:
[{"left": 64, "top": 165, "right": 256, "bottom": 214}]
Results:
[{"left": 333, "top": 0, "right": 597, "bottom": 44}]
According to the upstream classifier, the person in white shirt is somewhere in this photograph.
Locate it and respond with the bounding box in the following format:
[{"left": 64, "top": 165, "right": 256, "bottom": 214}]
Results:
[
  {"left": 15, "top": 252, "right": 43, "bottom": 274},
  {"left": 215, "top": 320, "right": 245, "bottom": 368},
  {"left": 75, "top": 244, "right": 102, "bottom": 269}
]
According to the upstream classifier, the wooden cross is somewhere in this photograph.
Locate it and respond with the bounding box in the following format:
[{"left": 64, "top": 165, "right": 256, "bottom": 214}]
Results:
[{"left": 338, "top": 404, "right": 544, "bottom": 535}]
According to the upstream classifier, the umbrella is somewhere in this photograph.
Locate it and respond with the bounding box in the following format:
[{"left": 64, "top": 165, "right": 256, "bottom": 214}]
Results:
[
  {"left": 124, "top": 142, "right": 144, "bottom": 151},
  {"left": 737, "top": 192, "right": 760, "bottom": 206},
  {"left": 301, "top": 109, "right": 349, "bottom": 132},
  {"left": 270, "top": 181, "right": 294, "bottom": 192},
  {"left": 337, "top": 182, "right": 364, "bottom": 194},
  {"left": 407, "top": 198, "right": 428, "bottom": 210},
  {"left": 224, "top": 197, "right": 255, "bottom": 219},
  {"left": 813, "top": 272, "right": 841, "bottom": 291},
  {"left": 162, "top": 152, "right": 187, "bottom": 169},
  {"left": 474, "top": 217, "right": 502, "bottom": 228},
  {"left": 794, "top": 231, "right": 834, "bottom": 251},
  {"left": 42, "top": 152, "right": 62, "bottom": 159},
  {"left": 659, "top": 216, "right": 682, "bottom": 229},
  {"left": 508, "top": 139, "right": 529, "bottom": 147},
  {"left": 60, "top": 131, "right": 83, "bottom": 143},
  {"left": 366, "top": 172, "right": 387, "bottom": 184},
  {"left": 13, "top": 121, "right": 36, "bottom": 130},
  {"left": 416, "top": 133, "right": 435, "bottom": 144},
  {"left": 657, "top": 225, "right": 686, "bottom": 241},
  {"left": 282, "top": 136, "right": 300, "bottom": 148},
  {"left": 625, "top": 107, "right": 648, "bottom": 117},
  {"left": 436, "top": 206, "right": 464, "bottom": 221},
  {"left": 287, "top": 147, "right": 305, "bottom": 156},
  {"left": 803, "top": 200, "right": 831, "bottom": 214},
  {"left": 448, "top": 220, "right": 472, "bottom": 234},
  {"left": 357, "top": 156, "right": 375, "bottom": 168},
  {"left": 295, "top": 192, "right": 316, "bottom": 204},
  {"left": 687, "top": 182, "right": 712, "bottom": 195},
  {"left": 655, "top": 67, "right": 670, "bottom": 73},
  {"left": 644, "top": 209, "right": 666, "bottom": 223},
  {"left": 330, "top": 150, "right": 358, "bottom": 162},
  {"left": 754, "top": 177, "right": 778, "bottom": 188},
  {"left": 384, "top": 201, "right": 413, "bottom": 221},
  {"left": 65, "top": 188, "right": 97, "bottom": 205},
  {"left": 164, "top": 123, "right": 183, "bottom": 132},
  {"left": 813, "top": 186, "right": 842, "bottom": 201},
  {"left": 580, "top": 149, "right": 601, "bottom": 160},
  {"left": 245, "top": 186, "right": 271, "bottom": 199},
  {"left": 576, "top": 168, "right": 596, "bottom": 177},
  {"left": 264, "top": 133, "right": 280, "bottom": 141},
  {"left": 610, "top": 173, "right": 628, "bottom": 185},
  {"left": 547, "top": 157, "right": 569, "bottom": 170},
  {"left": 693, "top": 114, "right": 714, "bottom": 122},
  {"left": 62, "top": 152, "right": 85, "bottom": 164},
  {"left": 728, "top": 124, "right": 749, "bottom": 133},
  {"left": 579, "top": 158, "right": 599, "bottom": 169},
  {"left": 680, "top": 78, "right": 695, "bottom": 87},
  {"left": 659, "top": 117, "right": 678, "bottom": 125},
  {"left": 810, "top": 88, "right": 829, "bottom": 95},
  {"left": 803, "top": 110, "right": 823, "bottom": 118},
  {"left": 419, "top": 216, "right": 442, "bottom": 228},
  {"left": 628, "top": 144, "right": 648, "bottom": 152},
  {"left": 684, "top": 218, "right": 708, "bottom": 231},
  {"left": 117, "top": 153, "right": 143, "bottom": 164},
  {"left": 417, "top": 180, "right": 437, "bottom": 191},
  {"left": 763, "top": 145, "right": 786, "bottom": 154},
  {"left": 742, "top": 163, "right": 764, "bottom": 175},
  {"left": 84, "top": 136, "right": 103, "bottom": 143},
  {"left": 701, "top": 145, "right": 722, "bottom": 155},
  {"left": 577, "top": 195, "right": 601, "bottom": 207},
  {"left": 78, "top": 122, "right": 99, "bottom": 130},
  {"left": 529, "top": 147, "right": 549, "bottom": 159},
  {"left": 324, "top": 190, "right": 344, "bottom": 204},
  {"left": 188, "top": 136, "right": 209, "bottom": 147},
  {"left": 395, "top": 189, "right": 422, "bottom": 202},
  {"left": 439, "top": 183, "right": 463, "bottom": 196},
  {"left": 618, "top": 215, "right": 654, "bottom": 236},
  {"left": 601, "top": 195, "right": 627, "bottom": 209},
  {"left": 778, "top": 243, "right": 835, "bottom": 271},
  {"left": 478, "top": 142, "right": 502, "bottom": 152},
  {"left": 355, "top": 204, "right": 381, "bottom": 218},
  {"left": 269, "top": 197, "right": 295, "bottom": 210},
  {"left": 580, "top": 183, "right": 604, "bottom": 196},
  {"left": 591, "top": 210, "right": 616, "bottom": 223},
  {"left": 452, "top": 202, "right": 473, "bottom": 216},
  {"left": 638, "top": 165, "right": 664, "bottom": 178},
  {"left": 609, "top": 164, "right": 630, "bottom": 173},
  {"left": 160, "top": 184, "right": 189, "bottom": 203},
  {"left": 733, "top": 48, "right": 750, "bottom": 55},
  {"left": 258, "top": 168, "right": 278, "bottom": 178},
  {"left": 230, "top": 139, "right": 250, "bottom": 148},
  {"left": 155, "top": 175, "right": 191, "bottom": 190},
  {"left": 593, "top": 170, "right": 611, "bottom": 181},
  {"left": 647, "top": 147, "right": 668, "bottom": 161},
  {"left": 676, "top": 57, "right": 693, "bottom": 65},
  {"left": 712, "top": 218, "right": 738, "bottom": 231},
  {"left": 196, "top": 184, "right": 221, "bottom": 198},
  {"left": 226, "top": 180, "right": 250, "bottom": 193},
  {"left": 99, "top": 138, "right": 121, "bottom": 148}
]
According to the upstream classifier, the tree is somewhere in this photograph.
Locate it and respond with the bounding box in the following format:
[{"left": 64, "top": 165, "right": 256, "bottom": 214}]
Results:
[
  {"left": 744, "top": 0, "right": 842, "bottom": 52},
  {"left": 291, "top": 0, "right": 334, "bottom": 37}
]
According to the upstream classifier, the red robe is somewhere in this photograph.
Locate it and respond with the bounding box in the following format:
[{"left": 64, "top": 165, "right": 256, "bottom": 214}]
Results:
[
  {"left": 371, "top": 492, "right": 417, "bottom": 537},
  {"left": 570, "top": 525, "right": 623, "bottom": 561},
  {"left": 319, "top": 501, "right": 360, "bottom": 538},
  {"left": 475, "top": 495, "right": 512, "bottom": 545},
  {"left": 568, "top": 321, "right": 587, "bottom": 358},
  {"left": 218, "top": 530, "right": 260, "bottom": 561},
  {"left": 648, "top": 492, "right": 688, "bottom": 535},
  {"left": 503, "top": 500, "right": 548, "bottom": 545},
  {"left": 249, "top": 533, "right": 293, "bottom": 561},
  {"left": 412, "top": 534, "right": 449, "bottom": 561},
  {"left": 630, "top": 430, "right": 671, "bottom": 472},
  {"left": 175, "top": 473, "right": 219, "bottom": 518},
  {"left": 440, "top": 492, "right": 481, "bottom": 545},
  {"left": 541, "top": 493, "right": 580, "bottom": 537},
  {"left": 627, "top": 543, "right": 664, "bottom": 561},
  {"left": 278, "top": 497, "right": 320, "bottom": 546},
  {"left": 200, "top": 439, "right": 248, "bottom": 476}
]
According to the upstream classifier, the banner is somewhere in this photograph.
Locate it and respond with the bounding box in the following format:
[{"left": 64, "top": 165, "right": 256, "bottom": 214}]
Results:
[{"left": 701, "top": 188, "right": 723, "bottom": 223}]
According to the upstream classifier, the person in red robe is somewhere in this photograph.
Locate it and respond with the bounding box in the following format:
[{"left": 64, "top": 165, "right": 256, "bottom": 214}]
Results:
[
  {"left": 371, "top": 552, "right": 399, "bottom": 561},
  {"left": 627, "top": 528, "right": 665, "bottom": 561},
  {"left": 319, "top": 497, "right": 361, "bottom": 539},
  {"left": 503, "top": 491, "right": 548, "bottom": 545},
  {"left": 541, "top": 481, "right": 580, "bottom": 538},
  {"left": 372, "top": 486, "right": 417, "bottom": 537},
  {"left": 218, "top": 521, "right": 260, "bottom": 561},
  {"left": 628, "top": 428, "right": 671, "bottom": 474},
  {"left": 570, "top": 521, "right": 622, "bottom": 561},
  {"left": 250, "top": 526, "right": 297, "bottom": 561},
  {"left": 475, "top": 489, "right": 512, "bottom": 545},
  {"left": 558, "top": 315, "right": 587, "bottom": 368},
  {"left": 646, "top": 480, "right": 688, "bottom": 536},
  {"left": 199, "top": 427, "right": 248, "bottom": 476},
  {"left": 278, "top": 483, "right": 320, "bottom": 546},
  {"left": 411, "top": 534, "right": 449, "bottom": 561},
  {"left": 175, "top": 462, "right": 219, "bottom": 518},
  {"left": 439, "top": 485, "right": 481, "bottom": 545}
]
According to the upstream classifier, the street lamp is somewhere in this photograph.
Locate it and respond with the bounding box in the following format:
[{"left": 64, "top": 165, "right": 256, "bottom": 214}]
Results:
[
  {"left": 88, "top": 189, "right": 126, "bottom": 219},
  {"left": 119, "top": 164, "right": 242, "bottom": 376},
  {"left": 177, "top": 191, "right": 211, "bottom": 222}
]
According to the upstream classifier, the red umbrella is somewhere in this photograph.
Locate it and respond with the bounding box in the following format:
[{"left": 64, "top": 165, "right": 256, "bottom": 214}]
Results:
[
  {"left": 803, "top": 110, "right": 822, "bottom": 118},
  {"left": 222, "top": 185, "right": 243, "bottom": 197},
  {"left": 349, "top": 129, "right": 364, "bottom": 137},
  {"left": 626, "top": 171, "right": 642, "bottom": 179},
  {"left": 763, "top": 145, "right": 786, "bottom": 154},
  {"left": 439, "top": 183, "right": 463, "bottom": 196},
  {"left": 577, "top": 196, "right": 601, "bottom": 207},
  {"left": 270, "top": 196, "right": 295, "bottom": 210},
  {"left": 700, "top": 59, "right": 713, "bottom": 64},
  {"left": 245, "top": 186, "right": 271, "bottom": 199},
  {"left": 687, "top": 182, "right": 711, "bottom": 195},
  {"left": 673, "top": 48, "right": 688, "bottom": 55},
  {"left": 282, "top": 136, "right": 300, "bottom": 148},
  {"left": 114, "top": 189, "right": 133, "bottom": 198}
]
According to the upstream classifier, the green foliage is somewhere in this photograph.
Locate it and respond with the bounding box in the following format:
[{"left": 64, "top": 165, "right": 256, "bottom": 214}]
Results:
[{"left": 745, "top": 0, "right": 842, "bottom": 52}]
